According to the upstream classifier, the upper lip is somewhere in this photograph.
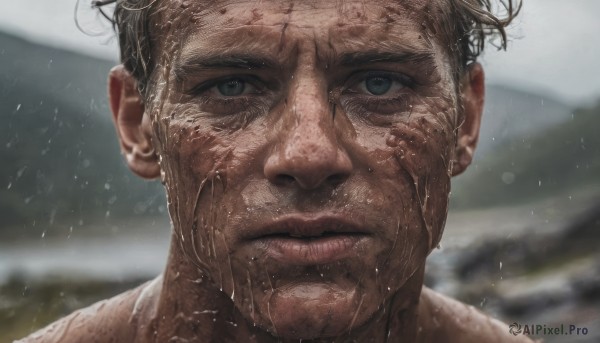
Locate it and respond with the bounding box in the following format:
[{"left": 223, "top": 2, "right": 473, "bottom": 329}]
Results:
[{"left": 244, "top": 213, "right": 369, "bottom": 240}]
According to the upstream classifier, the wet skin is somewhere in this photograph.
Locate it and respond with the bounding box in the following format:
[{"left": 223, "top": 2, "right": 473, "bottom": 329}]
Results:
[
  {"left": 151, "top": 0, "right": 456, "bottom": 340},
  {"left": 19, "top": 0, "right": 534, "bottom": 342}
]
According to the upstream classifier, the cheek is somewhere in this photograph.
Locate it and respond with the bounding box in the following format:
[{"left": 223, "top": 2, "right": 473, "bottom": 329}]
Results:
[
  {"left": 155, "top": 114, "right": 272, "bottom": 290},
  {"left": 338, "top": 109, "right": 456, "bottom": 305},
  {"left": 152, "top": 111, "right": 236, "bottom": 269},
  {"left": 383, "top": 112, "right": 454, "bottom": 251}
]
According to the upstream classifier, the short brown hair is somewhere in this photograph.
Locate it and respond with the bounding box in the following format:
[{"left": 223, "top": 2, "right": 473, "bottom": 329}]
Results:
[{"left": 93, "top": 0, "right": 521, "bottom": 96}]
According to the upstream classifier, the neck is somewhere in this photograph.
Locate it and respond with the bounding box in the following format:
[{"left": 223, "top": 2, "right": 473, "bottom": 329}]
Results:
[{"left": 150, "top": 237, "right": 425, "bottom": 343}]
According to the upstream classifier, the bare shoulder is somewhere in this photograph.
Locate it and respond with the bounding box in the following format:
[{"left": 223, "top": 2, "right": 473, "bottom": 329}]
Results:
[
  {"left": 15, "top": 276, "right": 162, "bottom": 343},
  {"left": 418, "top": 287, "right": 538, "bottom": 343}
]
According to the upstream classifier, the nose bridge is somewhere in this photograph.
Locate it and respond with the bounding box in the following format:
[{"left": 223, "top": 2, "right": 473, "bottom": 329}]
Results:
[
  {"left": 286, "top": 72, "right": 335, "bottom": 154},
  {"left": 264, "top": 69, "right": 352, "bottom": 189}
]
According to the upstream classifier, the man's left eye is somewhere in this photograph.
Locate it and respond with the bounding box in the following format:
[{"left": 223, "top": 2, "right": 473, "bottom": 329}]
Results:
[
  {"left": 215, "top": 78, "right": 250, "bottom": 96},
  {"left": 355, "top": 73, "right": 410, "bottom": 96},
  {"left": 365, "top": 76, "right": 392, "bottom": 95}
]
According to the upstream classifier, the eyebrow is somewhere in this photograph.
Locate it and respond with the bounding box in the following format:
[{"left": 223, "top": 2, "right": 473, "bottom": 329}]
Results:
[
  {"left": 337, "top": 51, "right": 436, "bottom": 67},
  {"left": 173, "top": 50, "right": 436, "bottom": 81},
  {"left": 174, "top": 53, "right": 278, "bottom": 80}
]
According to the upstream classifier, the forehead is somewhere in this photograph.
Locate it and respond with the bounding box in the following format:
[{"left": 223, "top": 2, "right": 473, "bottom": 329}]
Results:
[{"left": 156, "top": 0, "right": 451, "bottom": 65}]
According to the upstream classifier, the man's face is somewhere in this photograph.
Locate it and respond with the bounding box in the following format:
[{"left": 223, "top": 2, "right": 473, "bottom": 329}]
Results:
[{"left": 146, "top": 0, "right": 460, "bottom": 339}]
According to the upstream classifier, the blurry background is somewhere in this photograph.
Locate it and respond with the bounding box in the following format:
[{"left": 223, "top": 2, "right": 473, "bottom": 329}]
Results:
[{"left": 1, "top": 0, "right": 599, "bottom": 341}]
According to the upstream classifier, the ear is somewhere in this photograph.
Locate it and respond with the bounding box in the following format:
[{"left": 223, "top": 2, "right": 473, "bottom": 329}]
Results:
[
  {"left": 452, "top": 63, "right": 484, "bottom": 176},
  {"left": 108, "top": 65, "right": 160, "bottom": 179}
]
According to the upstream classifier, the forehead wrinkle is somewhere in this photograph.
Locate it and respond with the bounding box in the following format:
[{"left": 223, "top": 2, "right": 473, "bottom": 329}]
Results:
[
  {"left": 177, "top": 25, "right": 297, "bottom": 69},
  {"left": 167, "top": 0, "right": 453, "bottom": 82},
  {"left": 321, "top": 21, "right": 435, "bottom": 63}
]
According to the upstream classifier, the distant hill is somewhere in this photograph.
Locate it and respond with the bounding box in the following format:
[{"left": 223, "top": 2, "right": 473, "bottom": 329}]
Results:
[
  {"left": 0, "top": 30, "right": 587, "bottom": 233},
  {"left": 452, "top": 101, "right": 600, "bottom": 208},
  {"left": 478, "top": 84, "right": 572, "bottom": 154},
  {"left": 0, "top": 31, "right": 165, "bottom": 235}
]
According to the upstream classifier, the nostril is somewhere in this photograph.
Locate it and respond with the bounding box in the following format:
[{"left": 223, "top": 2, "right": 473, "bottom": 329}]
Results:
[
  {"left": 274, "top": 174, "right": 296, "bottom": 186},
  {"left": 325, "top": 173, "right": 348, "bottom": 187}
]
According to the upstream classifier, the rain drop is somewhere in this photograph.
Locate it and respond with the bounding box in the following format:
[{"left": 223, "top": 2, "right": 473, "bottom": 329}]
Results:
[{"left": 501, "top": 172, "right": 515, "bottom": 185}]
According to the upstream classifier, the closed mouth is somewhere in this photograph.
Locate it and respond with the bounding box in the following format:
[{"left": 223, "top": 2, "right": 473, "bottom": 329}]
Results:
[
  {"left": 246, "top": 214, "right": 370, "bottom": 265},
  {"left": 256, "top": 230, "right": 366, "bottom": 240}
]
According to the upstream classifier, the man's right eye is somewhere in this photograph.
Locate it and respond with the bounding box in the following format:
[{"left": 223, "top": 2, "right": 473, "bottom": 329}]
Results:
[
  {"left": 183, "top": 75, "right": 273, "bottom": 123},
  {"left": 186, "top": 76, "right": 263, "bottom": 98},
  {"left": 364, "top": 76, "right": 393, "bottom": 95},
  {"left": 216, "top": 78, "right": 247, "bottom": 96}
]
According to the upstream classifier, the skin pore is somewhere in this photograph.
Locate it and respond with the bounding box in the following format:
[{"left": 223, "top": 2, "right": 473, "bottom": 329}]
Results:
[{"left": 20, "top": 0, "right": 533, "bottom": 342}]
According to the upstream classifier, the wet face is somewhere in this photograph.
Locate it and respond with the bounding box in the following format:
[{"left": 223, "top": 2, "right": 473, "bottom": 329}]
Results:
[{"left": 141, "top": 0, "right": 465, "bottom": 339}]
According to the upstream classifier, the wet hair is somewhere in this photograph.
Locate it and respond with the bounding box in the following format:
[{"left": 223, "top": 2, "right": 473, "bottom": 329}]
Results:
[{"left": 92, "top": 0, "right": 521, "bottom": 96}]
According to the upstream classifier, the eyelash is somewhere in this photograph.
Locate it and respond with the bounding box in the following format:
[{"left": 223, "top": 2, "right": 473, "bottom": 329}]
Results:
[
  {"left": 187, "top": 75, "right": 264, "bottom": 97},
  {"left": 348, "top": 71, "right": 416, "bottom": 94},
  {"left": 186, "top": 76, "right": 269, "bottom": 119},
  {"left": 340, "top": 71, "right": 415, "bottom": 119}
]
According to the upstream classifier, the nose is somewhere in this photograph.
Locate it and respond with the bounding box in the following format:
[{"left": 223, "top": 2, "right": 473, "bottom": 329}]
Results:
[{"left": 264, "top": 77, "right": 353, "bottom": 190}]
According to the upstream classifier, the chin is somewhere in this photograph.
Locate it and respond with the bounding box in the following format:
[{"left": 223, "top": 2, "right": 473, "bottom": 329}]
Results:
[{"left": 256, "top": 282, "right": 369, "bottom": 339}]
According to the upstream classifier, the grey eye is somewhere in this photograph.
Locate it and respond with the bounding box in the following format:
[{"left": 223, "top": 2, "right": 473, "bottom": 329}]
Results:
[
  {"left": 365, "top": 76, "right": 392, "bottom": 95},
  {"left": 217, "top": 79, "right": 246, "bottom": 96}
]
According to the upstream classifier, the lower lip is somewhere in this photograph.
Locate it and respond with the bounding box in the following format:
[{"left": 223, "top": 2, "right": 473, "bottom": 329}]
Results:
[{"left": 257, "top": 234, "right": 366, "bottom": 265}]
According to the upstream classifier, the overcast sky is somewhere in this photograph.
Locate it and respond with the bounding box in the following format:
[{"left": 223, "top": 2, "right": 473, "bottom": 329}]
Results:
[{"left": 1, "top": 0, "right": 599, "bottom": 105}]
